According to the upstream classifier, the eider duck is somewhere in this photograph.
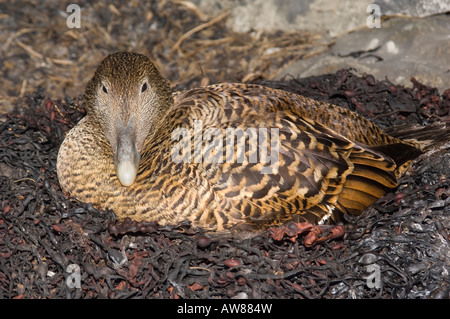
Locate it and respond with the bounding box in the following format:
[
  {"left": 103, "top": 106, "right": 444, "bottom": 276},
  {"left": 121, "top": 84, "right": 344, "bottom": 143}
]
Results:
[{"left": 57, "top": 52, "right": 446, "bottom": 233}]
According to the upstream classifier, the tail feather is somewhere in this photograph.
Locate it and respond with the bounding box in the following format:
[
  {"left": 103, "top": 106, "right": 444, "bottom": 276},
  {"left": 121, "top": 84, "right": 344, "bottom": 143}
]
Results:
[
  {"left": 385, "top": 122, "right": 450, "bottom": 152},
  {"left": 337, "top": 165, "right": 396, "bottom": 215},
  {"left": 336, "top": 121, "right": 450, "bottom": 217}
]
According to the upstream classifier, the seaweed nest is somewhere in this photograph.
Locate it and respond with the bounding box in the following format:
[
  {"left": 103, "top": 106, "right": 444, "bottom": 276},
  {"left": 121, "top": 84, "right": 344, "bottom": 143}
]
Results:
[{"left": 1, "top": 69, "right": 449, "bottom": 299}]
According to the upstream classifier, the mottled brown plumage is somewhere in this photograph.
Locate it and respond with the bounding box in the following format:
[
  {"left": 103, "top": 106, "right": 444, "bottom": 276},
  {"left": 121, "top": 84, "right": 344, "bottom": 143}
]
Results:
[{"left": 57, "top": 52, "right": 444, "bottom": 232}]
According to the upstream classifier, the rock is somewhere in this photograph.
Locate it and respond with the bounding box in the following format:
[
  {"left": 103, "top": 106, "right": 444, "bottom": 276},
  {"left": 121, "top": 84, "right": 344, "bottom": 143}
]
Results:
[
  {"left": 193, "top": 0, "right": 450, "bottom": 35},
  {"left": 376, "top": 0, "right": 450, "bottom": 17},
  {"left": 278, "top": 15, "right": 450, "bottom": 93}
]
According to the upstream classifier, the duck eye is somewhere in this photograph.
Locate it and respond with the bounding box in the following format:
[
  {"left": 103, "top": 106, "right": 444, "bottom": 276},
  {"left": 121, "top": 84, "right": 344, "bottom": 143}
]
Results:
[
  {"left": 102, "top": 85, "right": 108, "bottom": 94},
  {"left": 141, "top": 82, "right": 147, "bottom": 92}
]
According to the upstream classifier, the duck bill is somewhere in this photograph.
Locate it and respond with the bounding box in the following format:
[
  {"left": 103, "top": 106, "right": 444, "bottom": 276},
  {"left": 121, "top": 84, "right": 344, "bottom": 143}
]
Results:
[{"left": 114, "top": 116, "right": 141, "bottom": 186}]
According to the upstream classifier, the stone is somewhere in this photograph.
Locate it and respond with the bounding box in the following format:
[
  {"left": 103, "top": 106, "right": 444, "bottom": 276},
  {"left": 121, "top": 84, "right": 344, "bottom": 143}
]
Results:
[{"left": 278, "top": 15, "right": 450, "bottom": 93}]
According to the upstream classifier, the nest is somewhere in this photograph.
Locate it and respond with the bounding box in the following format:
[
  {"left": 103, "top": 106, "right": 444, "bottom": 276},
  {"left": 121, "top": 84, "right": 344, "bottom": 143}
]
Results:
[
  {"left": 1, "top": 69, "right": 449, "bottom": 299},
  {"left": 1, "top": 0, "right": 449, "bottom": 300}
]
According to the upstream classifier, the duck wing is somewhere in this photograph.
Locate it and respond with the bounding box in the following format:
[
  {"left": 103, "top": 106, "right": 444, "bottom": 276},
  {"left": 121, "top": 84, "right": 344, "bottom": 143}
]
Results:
[{"left": 162, "top": 84, "right": 411, "bottom": 230}]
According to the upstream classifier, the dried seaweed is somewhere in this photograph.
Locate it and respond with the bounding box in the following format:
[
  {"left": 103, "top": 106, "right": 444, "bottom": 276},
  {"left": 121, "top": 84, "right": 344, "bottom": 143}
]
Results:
[{"left": 1, "top": 70, "right": 448, "bottom": 299}]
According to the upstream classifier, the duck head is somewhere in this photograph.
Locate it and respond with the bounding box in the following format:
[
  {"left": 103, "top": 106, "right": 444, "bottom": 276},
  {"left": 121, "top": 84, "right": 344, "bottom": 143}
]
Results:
[{"left": 84, "top": 52, "right": 174, "bottom": 186}]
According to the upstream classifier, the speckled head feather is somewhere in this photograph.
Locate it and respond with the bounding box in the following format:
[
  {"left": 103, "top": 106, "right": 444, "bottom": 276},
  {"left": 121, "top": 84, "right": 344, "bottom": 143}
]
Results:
[
  {"left": 84, "top": 52, "right": 173, "bottom": 144},
  {"left": 83, "top": 52, "right": 173, "bottom": 185},
  {"left": 57, "top": 52, "right": 448, "bottom": 233}
]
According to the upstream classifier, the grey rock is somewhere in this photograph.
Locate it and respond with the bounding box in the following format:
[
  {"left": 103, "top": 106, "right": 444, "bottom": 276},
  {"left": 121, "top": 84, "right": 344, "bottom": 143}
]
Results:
[
  {"left": 193, "top": 0, "right": 449, "bottom": 35},
  {"left": 376, "top": 0, "right": 450, "bottom": 17},
  {"left": 278, "top": 15, "right": 450, "bottom": 93}
]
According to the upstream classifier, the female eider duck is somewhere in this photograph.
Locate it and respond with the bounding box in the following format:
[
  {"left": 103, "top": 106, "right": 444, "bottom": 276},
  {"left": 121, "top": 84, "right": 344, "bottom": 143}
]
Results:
[{"left": 57, "top": 52, "right": 444, "bottom": 233}]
